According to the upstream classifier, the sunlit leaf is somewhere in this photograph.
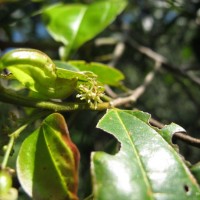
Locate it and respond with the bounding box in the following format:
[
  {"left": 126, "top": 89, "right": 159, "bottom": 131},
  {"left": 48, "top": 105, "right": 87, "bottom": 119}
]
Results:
[
  {"left": 17, "top": 113, "right": 80, "bottom": 200},
  {"left": 92, "top": 109, "right": 200, "bottom": 200},
  {"left": 54, "top": 60, "right": 79, "bottom": 72},
  {"left": 68, "top": 61, "right": 124, "bottom": 86},
  {"left": 0, "top": 48, "right": 77, "bottom": 99},
  {"left": 55, "top": 60, "right": 124, "bottom": 86},
  {"left": 42, "top": 0, "right": 127, "bottom": 58}
]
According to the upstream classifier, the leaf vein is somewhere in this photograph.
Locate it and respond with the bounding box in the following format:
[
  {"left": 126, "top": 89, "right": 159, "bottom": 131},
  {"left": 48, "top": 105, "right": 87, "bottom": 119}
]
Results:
[{"left": 115, "top": 110, "right": 154, "bottom": 199}]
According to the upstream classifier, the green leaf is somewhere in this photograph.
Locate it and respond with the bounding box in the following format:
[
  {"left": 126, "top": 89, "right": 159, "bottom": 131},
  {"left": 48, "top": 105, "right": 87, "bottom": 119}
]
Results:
[
  {"left": 191, "top": 162, "right": 200, "bottom": 185},
  {"left": 17, "top": 113, "right": 80, "bottom": 200},
  {"left": 0, "top": 48, "right": 78, "bottom": 99},
  {"left": 56, "top": 65, "right": 105, "bottom": 106},
  {"left": 55, "top": 60, "right": 124, "bottom": 86},
  {"left": 42, "top": 0, "right": 127, "bottom": 58},
  {"left": 92, "top": 109, "right": 200, "bottom": 200},
  {"left": 56, "top": 65, "right": 93, "bottom": 82},
  {"left": 68, "top": 61, "right": 124, "bottom": 86},
  {"left": 8, "top": 64, "right": 77, "bottom": 99},
  {"left": 0, "top": 48, "right": 57, "bottom": 92},
  {"left": 54, "top": 60, "right": 79, "bottom": 72},
  {"left": 159, "top": 123, "right": 186, "bottom": 147}
]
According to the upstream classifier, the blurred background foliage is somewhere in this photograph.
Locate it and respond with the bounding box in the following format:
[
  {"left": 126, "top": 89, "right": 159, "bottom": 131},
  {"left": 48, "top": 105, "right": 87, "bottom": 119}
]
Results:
[{"left": 1, "top": 0, "right": 200, "bottom": 198}]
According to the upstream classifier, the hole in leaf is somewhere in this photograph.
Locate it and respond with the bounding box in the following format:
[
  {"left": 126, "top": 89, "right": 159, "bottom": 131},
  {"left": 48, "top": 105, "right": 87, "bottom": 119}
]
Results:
[
  {"left": 184, "top": 184, "right": 190, "bottom": 193},
  {"left": 171, "top": 135, "right": 177, "bottom": 144},
  {"left": 95, "top": 130, "right": 119, "bottom": 155}
]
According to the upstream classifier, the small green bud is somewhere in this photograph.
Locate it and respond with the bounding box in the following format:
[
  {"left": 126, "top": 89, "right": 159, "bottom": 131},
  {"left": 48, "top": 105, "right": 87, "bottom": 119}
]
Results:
[{"left": 0, "top": 169, "right": 12, "bottom": 195}]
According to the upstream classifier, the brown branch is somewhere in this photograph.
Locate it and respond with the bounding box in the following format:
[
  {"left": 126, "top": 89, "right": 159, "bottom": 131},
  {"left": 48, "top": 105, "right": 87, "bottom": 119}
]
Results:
[
  {"left": 123, "top": 37, "right": 200, "bottom": 148},
  {"left": 111, "top": 61, "right": 161, "bottom": 107},
  {"left": 149, "top": 118, "right": 164, "bottom": 129},
  {"left": 128, "top": 39, "right": 167, "bottom": 64},
  {"left": 108, "top": 41, "right": 125, "bottom": 67},
  {"left": 95, "top": 36, "right": 126, "bottom": 98},
  {"left": 127, "top": 37, "right": 200, "bottom": 87},
  {"left": 174, "top": 132, "right": 200, "bottom": 148},
  {"left": 95, "top": 37, "right": 118, "bottom": 46},
  {"left": 105, "top": 85, "right": 118, "bottom": 99}
]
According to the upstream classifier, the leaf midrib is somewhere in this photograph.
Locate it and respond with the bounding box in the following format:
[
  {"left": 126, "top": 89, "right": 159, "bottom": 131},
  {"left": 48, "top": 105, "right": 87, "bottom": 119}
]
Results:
[
  {"left": 115, "top": 110, "right": 154, "bottom": 200},
  {"left": 70, "top": 5, "right": 87, "bottom": 50},
  {"left": 42, "top": 125, "right": 68, "bottom": 193}
]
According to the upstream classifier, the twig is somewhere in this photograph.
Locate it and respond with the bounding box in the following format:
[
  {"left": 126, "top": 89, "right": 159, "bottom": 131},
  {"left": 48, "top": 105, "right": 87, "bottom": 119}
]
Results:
[
  {"left": 95, "top": 37, "right": 118, "bottom": 46},
  {"left": 105, "top": 85, "right": 118, "bottom": 99},
  {"left": 0, "top": 86, "right": 110, "bottom": 111},
  {"left": 95, "top": 36, "right": 126, "bottom": 99},
  {"left": 1, "top": 110, "right": 48, "bottom": 169},
  {"left": 111, "top": 61, "right": 161, "bottom": 107},
  {"left": 106, "top": 40, "right": 125, "bottom": 97},
  {"left": 108, "top": 41, "right": 125, "bottom": 67},
  {"left": 125, "top": 37, "right": 200, "bottom": 148},
  {"left": 149, "top": 118, "right": 200, "bottom": 148},
  {"left": 95, "top": 36, "right": 125, "bottom": 67},
  {"left": 174, "top": 132, "right": 200, "bottom": 148},
  {"left": 1, "top": 136, "right": 15, "bottom": 169},
  {"left": 128, "top": 38, "right": 166, "bottom": 63},
  {"left": 149, "top": 118, "right": 164, "bottom": 129},
  {"left": 127, "top": 37, "right": 200, "bottom": 87}
]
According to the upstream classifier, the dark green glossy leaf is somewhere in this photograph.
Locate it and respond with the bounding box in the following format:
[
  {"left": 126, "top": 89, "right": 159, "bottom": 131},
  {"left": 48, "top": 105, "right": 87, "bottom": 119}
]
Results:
[
  {"left": 92, "top": 109, "right": 200, "bottom": 200},
  {"left": 42, "top": 0, "right": 127, "bottom": 58},
  {"left": 17, "top": 113, "right": 80, "bottom": 200}
]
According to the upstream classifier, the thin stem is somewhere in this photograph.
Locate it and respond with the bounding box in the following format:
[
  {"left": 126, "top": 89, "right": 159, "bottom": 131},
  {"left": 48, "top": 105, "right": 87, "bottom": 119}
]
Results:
[
  {"left": 101, "top": 94, "right": 112, "bottom": 102},
  {"left": 1, "top": 123, "right": 28, "bottom": 169},
  {"left": 127, "top": 36, "right": 200, "bottom": 87},
  {"left": 1, "top": 110, "right": 50, "bottom": 169},
  {"left": 1, "top": 137, "right": 15, "bottom": 169},
  {"left": 111, "top": 61, "right": 161, "bottom": 107},
  {"left": 0, "top": 86, "right": 111, "bottom": 111},
  {"left": 173, "top": 132, "right": 200, "bottom": 148}
]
